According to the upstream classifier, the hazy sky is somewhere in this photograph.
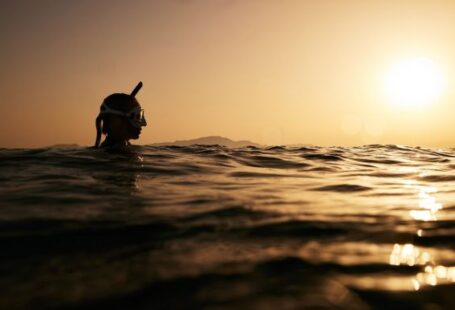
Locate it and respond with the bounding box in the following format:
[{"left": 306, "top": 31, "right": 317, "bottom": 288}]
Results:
[{"left": 1, "top": 0, "right": 455, "bottom": 147}]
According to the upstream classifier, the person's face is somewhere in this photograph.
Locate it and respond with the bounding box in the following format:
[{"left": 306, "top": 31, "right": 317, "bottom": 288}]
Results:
[
  {"left": 127, "top": 120, "right": 142, "bottom": 139},
  {"left": 106, "top": 115, "right": 142, "bottom": 140}
]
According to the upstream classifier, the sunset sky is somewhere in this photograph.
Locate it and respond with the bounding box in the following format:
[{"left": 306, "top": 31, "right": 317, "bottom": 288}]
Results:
[{"left": 1, "top": 0, "right": 455, "bottom": 147}]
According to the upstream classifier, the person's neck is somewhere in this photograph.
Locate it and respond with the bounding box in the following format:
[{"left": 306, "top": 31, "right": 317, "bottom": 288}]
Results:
[{"left": 101, "top": 136, "right": 129, "bottom": 148}]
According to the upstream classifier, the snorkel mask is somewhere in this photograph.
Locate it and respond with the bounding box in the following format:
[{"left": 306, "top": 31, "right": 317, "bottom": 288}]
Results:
[
  {"left": 99, "top": 103, "right": 147, "bottom": 129},
  {"left": 94, "top": 82, "right": 146, "bottom": 147}
]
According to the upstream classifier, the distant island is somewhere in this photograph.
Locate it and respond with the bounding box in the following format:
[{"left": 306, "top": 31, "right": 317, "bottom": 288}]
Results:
[{"left": 153, "top": 136, "right": 262, "bottom": 148}]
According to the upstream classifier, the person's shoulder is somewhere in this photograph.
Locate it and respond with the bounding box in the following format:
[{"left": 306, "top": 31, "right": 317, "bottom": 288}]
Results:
[{"left": 100, "top": 140, "right": 131, "bottom": 153}]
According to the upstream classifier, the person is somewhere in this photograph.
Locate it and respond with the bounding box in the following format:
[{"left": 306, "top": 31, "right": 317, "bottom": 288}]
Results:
[{"left": 94, "top": 82, "right": 147, "bottom": 148}]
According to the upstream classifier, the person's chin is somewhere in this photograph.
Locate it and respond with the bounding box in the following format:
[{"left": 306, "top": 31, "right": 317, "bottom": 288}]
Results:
[{"left": 130, "top": 130, "right": 141, "bottom": 139}]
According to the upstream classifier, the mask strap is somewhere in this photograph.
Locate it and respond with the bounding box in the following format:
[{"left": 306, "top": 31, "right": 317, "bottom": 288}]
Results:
[{"left": 100, "top": 103, "right": 128, "bottom": 116}]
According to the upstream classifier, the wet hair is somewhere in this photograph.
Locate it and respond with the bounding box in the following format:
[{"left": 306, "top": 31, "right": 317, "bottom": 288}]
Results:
[{"left": 94, "top": 93, "right": 140, "bottom": 147}]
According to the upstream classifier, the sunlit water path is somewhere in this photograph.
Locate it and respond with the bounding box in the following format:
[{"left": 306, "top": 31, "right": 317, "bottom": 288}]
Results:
[{"left": 1, "top": 144, "right": 455, "bottom": 309}]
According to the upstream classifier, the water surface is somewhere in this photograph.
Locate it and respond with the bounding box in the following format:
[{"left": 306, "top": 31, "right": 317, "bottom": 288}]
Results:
[{"left": 1, "top": 144, "right": 455, "bottom": 309}]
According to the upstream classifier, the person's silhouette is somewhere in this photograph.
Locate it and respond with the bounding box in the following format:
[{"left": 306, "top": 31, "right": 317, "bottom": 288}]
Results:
[{"left": 94, "top": 82, "right": 147, "bottom": 148}]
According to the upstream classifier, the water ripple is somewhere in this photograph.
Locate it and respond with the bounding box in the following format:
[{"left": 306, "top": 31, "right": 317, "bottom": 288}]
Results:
[{"left": 2, "top": 144, "right": 455, "bottom": 309}]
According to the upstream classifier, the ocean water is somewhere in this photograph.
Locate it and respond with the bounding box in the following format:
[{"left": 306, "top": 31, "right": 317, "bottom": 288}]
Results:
[{"left": 1, "top": 144, "right": 455, "bottom": 309}]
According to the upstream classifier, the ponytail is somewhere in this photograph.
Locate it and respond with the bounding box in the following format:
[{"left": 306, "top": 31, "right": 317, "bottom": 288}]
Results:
[{"left": 94, "top": 115, "right": 103, "bottom": 147}]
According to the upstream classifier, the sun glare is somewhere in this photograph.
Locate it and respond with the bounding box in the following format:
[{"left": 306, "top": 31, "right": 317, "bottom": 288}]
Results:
[{"left": 384, "top": 58, "right": 445, "bottom": 108}]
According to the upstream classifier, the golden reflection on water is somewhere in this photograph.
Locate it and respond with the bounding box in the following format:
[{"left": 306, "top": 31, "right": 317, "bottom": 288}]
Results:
[
  {"left": 389, "top": 244, "right": 432, "bottom": 266},
  {"left": 389, "top": 243, "right": 455, "bottom": 290},
  {"left": 385, "top": 179, "right": 455, "bottom": 290},
  {"left": 417, "top": 266, "right": 455, "bottom": 287},
  {"left": 403, "top": 180, "right": 442, "bottom": 221}
]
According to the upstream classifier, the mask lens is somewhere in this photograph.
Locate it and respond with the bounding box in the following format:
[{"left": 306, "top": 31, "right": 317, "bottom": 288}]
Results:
[
  {"left": 128, "top": 109, "right": 146, "bottom": 128},
  {"left": 140, "top": 110, "right": 147, "bottom": 127}
]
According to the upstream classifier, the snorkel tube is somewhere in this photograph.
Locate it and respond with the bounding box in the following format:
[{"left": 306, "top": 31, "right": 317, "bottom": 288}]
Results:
[
  {"left": 94, "top": 81, "right": 143, "bottom": 147},
  {"left": 130, "top": 81, "right": 143, "bottom": 97}
]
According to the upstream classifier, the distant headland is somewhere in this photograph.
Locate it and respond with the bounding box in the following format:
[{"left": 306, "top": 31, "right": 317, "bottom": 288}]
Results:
[{"left": 153, "top": 136, "right": 262, "bottom": 148}]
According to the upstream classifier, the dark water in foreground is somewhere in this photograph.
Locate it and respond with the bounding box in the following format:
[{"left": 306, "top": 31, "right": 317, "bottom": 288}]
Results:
[{"left": 2, "top": 144, "right": 455, "bottom": 309}]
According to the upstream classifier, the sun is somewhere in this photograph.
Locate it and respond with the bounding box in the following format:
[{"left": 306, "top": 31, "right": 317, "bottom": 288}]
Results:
[{"left": 384, "top": 57, "right": 445, "bottom": 108}]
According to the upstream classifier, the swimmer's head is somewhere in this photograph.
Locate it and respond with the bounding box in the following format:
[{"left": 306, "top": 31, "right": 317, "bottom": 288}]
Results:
[{"left": 94, "top": 82, "right": 147, "bottom": 147}]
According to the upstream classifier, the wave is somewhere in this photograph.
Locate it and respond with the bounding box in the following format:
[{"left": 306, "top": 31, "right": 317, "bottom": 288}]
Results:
[{"left": 2, "top": 144, "right": 455, "bottom": 309}]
